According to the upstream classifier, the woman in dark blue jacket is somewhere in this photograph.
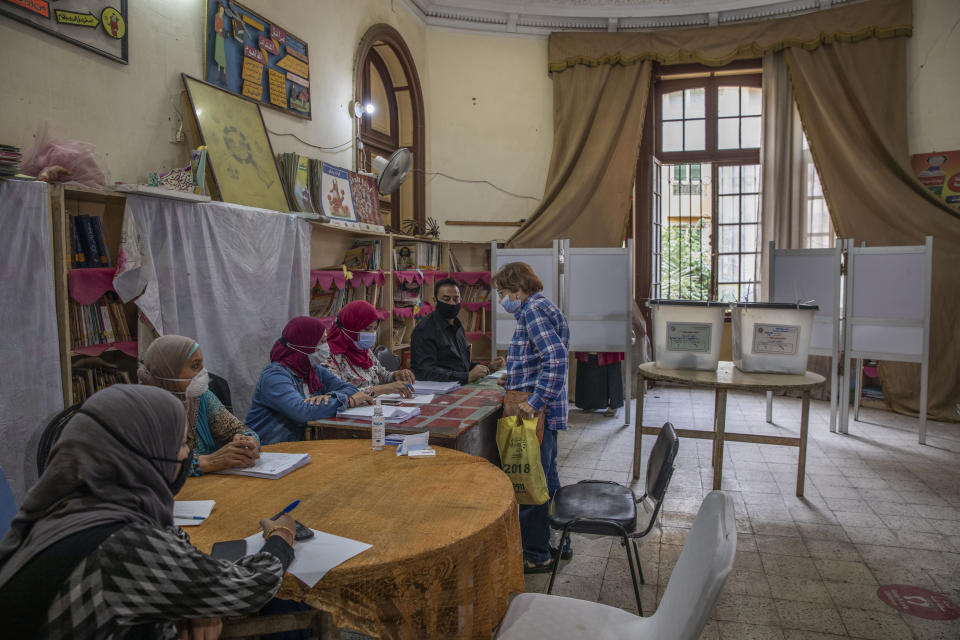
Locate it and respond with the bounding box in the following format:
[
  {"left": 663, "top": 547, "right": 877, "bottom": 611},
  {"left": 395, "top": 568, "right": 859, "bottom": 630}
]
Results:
[{"left": 247, "top": 316, "right": 370, "bottom": 444}]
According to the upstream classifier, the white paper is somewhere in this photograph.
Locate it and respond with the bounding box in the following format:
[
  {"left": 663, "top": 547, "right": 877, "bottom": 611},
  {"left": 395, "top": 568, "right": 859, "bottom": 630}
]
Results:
[
  {"left": 244, "top": 529, "right": 372, "bottom": 588},
  {"left": 337, "top": 405, "right": 421, "bottom": 424},
  {"left": 377, "top": 393, "right": 435, "bottom": 404},
  {"left": 216, "top": 452, "right": 311, "bottom": 479},
  {"left": 173, "top": 500, "right": 215, "bottom": 527},
  {"left": 396, "top": 431, "right": 430, "bottom": 456},
  {"left": 412, "top": 380, "right": 460, "bottom": 394}
]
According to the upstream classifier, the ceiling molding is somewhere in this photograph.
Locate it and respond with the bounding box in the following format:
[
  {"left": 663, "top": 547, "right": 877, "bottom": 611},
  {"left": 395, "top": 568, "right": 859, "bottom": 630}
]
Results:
[{"left": 398, "top": 0, "right": 857, "bottom": 36}]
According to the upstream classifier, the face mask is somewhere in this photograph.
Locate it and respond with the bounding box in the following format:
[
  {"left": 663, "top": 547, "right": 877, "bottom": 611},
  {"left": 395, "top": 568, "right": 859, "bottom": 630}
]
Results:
[
  {"left": 353, "top": 332, "right": 377, "bottom": 350},
  {"left": 184, "top": 368, "right": 209, "bottom": 398},
  {"left": 436, "top": 300, "right": 461, "bottom": 320},
  {"left": 310, "top": 343, "right": 330, "bottom": 366},
  {"left": 168, "top": 457, "right": 190, "bottom": 495},
  {"left": 500, "top": 295, "right": 522, "bottom": 314}
]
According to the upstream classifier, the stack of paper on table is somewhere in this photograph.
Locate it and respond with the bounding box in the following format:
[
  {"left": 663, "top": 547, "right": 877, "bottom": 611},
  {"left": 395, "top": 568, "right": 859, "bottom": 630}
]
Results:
[
  {"left": 337, "top": 404, "right": 421, "bottom": 423},
  {"left": 413, "top": 380, "right": 460, "bottom": 394},
  {"left": 173, "top": 500, "right": 215, "bottom": 527},
  {"left": 216, "top": 452, "right": 310, "bottom": 479},
  {"left": 244, "top": 529, "right": 371, "bottom": 588},
  {"left": 376, "top": 392, "right": 435, "bottom": 405}
]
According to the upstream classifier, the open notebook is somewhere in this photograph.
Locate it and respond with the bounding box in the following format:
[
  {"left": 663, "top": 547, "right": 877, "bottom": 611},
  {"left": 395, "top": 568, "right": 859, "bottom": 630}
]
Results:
[{"left": 216, "top": 452, "right": 311, "bottom": 479}]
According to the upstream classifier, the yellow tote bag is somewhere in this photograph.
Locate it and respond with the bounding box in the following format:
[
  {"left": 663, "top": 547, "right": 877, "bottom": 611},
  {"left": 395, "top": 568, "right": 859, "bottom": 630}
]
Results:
[{"left": 496, "top": 415, "right": 549, "bottom": 505}]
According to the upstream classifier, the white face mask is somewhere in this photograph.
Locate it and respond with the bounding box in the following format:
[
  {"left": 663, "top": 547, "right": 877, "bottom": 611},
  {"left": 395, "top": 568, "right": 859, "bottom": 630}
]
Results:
[
  {"left": 310, "top": 343, "right": 330, "bottom": 366},
  {"left": 184, "top": 368, "right": 210, "bottom": 398}
]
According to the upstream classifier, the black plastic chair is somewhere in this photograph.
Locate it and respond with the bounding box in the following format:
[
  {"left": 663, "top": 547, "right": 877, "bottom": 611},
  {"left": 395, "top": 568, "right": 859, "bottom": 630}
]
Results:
[
  {"left": 208, "top": 372, "right": 233, "bottom": 413},
  {"left": 546, "top": 422, "right": 680, "bottom": 615},
  {"left": 373, "top": 345, "right": 400, "bottom": 372},
  {"left": 36, "top": 403, "right": 83, "bottom": 476}
]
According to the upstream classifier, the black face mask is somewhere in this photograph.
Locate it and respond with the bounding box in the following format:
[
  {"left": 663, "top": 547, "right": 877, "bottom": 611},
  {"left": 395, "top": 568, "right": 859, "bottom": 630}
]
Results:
[
  {"left": 436, "top": 301, "right": 461, "bottom": 320},
  {"left": 78, "top": 410, "right": 187, "bottom": 494}
]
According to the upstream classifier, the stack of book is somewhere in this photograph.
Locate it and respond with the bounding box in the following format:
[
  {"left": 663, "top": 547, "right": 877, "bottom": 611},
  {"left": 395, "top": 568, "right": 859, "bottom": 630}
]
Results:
[
  {"left": 71, "top": 362, "right": 131, "bottom": 403},
  {"left": 70, "top": 293, "right": 132, "bottom": 348},
  {"left": 68, "top": 214, "right": 111, "bottom": 268},
  {"left": 343, "top": 240, "right": 381, "bottom": 270},
  {"left": 310, "top": 282, "right": 382, "bottom": 318},
  {"left": 276, "top": 154, "right": 384, "bottom": 230},
  {"left": 393, "top": 241, "right": 442, "bottom": 270},
  {"left": 0, "top": 144, "right": 20, "bottom": 176},
  {"left": 459, "top": 282, "right": 491, "bottom": 302},
  {"left": 462, "top": 307, "right": 486, "bottom": 332}
]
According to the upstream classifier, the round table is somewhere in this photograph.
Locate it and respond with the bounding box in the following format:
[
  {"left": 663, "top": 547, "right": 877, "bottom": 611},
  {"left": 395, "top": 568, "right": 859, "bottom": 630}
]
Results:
[
  {"left": 178, "top": 440, "right": 524, "bottom": 639},
  {"left": 635, "top": 361, "right": 825, "bottom": 497}
]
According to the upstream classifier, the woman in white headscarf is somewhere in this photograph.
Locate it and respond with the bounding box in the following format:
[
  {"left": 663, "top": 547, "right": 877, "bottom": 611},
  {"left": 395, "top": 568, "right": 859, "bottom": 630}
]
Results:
[
  {"left": 0, "top": 385, "right": 297, "bottom": 639},
  {"left": 139, "top": 334, "right": 260, "bottom": 475}
]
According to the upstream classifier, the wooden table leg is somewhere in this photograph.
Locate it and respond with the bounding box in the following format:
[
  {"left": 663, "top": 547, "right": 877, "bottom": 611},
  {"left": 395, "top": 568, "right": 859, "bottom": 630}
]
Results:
[
  {"left": 797, "top": 390, "right": 810, "bottom": 497},
  {"left": 712, "top": 389, "right": 727, "bottom": 490},
  {"left": 633, "top": 374, "right": 645, "bottom": 480}
]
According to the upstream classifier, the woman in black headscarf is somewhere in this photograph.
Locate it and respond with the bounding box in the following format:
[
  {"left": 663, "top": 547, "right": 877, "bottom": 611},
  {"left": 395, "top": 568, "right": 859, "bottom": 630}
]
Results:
[{"left": 0, "top": 385, "right": 297, "bottom": 639}]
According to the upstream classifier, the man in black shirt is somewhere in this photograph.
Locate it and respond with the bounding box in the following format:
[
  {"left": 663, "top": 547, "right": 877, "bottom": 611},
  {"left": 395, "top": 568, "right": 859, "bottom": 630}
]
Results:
[{"left": 411, "top": 278, "right": 503, "bottom": 383}]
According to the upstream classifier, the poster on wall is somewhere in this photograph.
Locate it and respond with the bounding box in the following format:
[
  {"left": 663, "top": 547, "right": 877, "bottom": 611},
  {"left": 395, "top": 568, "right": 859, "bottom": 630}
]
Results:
[
  {"left": 912, "top": 150, "right": 960, "bottom": 214},
  {"left": 0, "top": 0, "right": 128, "bottom": 64},
  {"left": 204, "top": 0, "right": 311, "bottom": 120}
]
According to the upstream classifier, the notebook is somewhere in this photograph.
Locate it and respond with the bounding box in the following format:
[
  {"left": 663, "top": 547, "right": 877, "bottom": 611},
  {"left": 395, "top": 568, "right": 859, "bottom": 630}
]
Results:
[
  {"left": 413, "top": 380, "right": 460, "bottom": 394},
  {"left": 337, "top": 404, "right": 421, "bottom": 424},
  {"left": 173, "top": 500, "right": 215, "bottom": 526},
  {"left": 216, "top": 452, "right": 311, "bottom": 479}
]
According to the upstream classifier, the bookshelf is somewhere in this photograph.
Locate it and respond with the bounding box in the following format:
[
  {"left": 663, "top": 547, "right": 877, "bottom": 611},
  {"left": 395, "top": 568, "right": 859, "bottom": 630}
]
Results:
[{"left": 48, "top": 185, "right": 140, "bottom": 405}]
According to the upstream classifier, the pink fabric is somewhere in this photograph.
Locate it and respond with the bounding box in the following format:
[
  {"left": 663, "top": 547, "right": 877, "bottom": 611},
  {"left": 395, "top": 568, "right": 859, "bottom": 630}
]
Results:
[
  {"left": 68, "top": 268, "right": 117, "bottom": 305},
  {"left": 327, "top": 301, "right": 379, "bottom": 369},
  {"left": 73, "top": 341, "right": 138, "bottom": 358},
  {"left": 350, "top": 270, "right": 385, "bottom": 288},
  {"left": 451, "top": 272, "right": 491, "bottom": 285},
  {"left": 310, "top": 270, "right": 347, "bottom": 291},
  {"left": 575, "top": 352, "right": 625, "bottom": 366},
  {"left": 421, "top": 270, "right": 449, "bottom": 283},
  {"left": 393, "top": 304, "right": 433, "bottom": 319},
  {"left": 462, "top": 302, "right": 491, "bottom": 312},
  {"left": 465, "top": 331, "right": 491, "bottom": 340},
  {"left": 270, "top": 316, "right": 326, "bottom": 393},
  {"left": 393, "top": 271, "right": 423, "bottom": 285}
]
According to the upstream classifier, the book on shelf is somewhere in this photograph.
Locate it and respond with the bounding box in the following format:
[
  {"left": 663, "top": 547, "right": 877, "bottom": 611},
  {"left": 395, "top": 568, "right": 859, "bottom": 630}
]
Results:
[
  {"left": 459, "top": 282, "right": 491, "bottom": 302},
  {"left": 461, "top": 307, "right": 486, "bottom": 332},
  {"left": 349, "top": 172, "right": 383, "bottom": 228},
  {"left": 392, "top": 318, "right": 408, "bottom": 345},
  {"left": 310, "top": 282, "right": 381, "bottom": 318},
  {"left": 71, "top": 359, "right": 131, "bottom": 403},
  {"left": 70, "top": 292, "right": 133, "bottom": 348},
  {"left": 393, "top": 241, "right": 442, "bottom": 271},
  {"left": 342, "top": 239, "right": 381, "bottom": 271},
  {"left": 69, "top": 214, "right": 110, "bottom": 268},
  {"left": 394, "top": 281, "right": 421, "bottom": 307}
]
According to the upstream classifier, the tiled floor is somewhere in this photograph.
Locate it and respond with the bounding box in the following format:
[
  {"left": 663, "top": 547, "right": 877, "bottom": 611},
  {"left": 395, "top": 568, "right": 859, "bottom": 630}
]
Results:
[{"left": 527, "top": 384, "right": 960, "bottom": 640}]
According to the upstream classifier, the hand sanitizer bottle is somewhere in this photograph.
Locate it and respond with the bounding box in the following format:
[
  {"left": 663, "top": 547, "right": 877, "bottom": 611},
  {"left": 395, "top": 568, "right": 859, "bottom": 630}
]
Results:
[{"left": 371, "top": 399, "right": 385, "bottom": 451}]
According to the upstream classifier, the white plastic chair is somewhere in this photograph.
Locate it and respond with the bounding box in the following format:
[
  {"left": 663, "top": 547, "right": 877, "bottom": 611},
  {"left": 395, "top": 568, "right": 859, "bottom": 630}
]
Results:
[{"left": 495, "top": 491, "right": 736, "bottom": 640}]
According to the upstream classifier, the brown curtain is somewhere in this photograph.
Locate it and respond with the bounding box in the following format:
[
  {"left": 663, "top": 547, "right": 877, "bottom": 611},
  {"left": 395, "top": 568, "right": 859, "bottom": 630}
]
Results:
[
  {"left": 785, "top": 37, "right": 960, "bottom": 421},
  {"left": 507, "top": 61, "right": 651, "bottom": 248}
]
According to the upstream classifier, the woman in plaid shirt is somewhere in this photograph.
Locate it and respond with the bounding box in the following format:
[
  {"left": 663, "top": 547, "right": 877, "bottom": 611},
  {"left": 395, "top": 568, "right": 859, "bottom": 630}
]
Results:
[{"left": 493, "top": 262, "right": 570, "bottom": 572}]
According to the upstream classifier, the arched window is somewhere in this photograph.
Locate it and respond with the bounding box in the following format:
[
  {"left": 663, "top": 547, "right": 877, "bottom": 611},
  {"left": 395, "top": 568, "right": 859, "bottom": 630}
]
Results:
[{"left": 355, "top": 25, "right": 425, "bottom": 232}]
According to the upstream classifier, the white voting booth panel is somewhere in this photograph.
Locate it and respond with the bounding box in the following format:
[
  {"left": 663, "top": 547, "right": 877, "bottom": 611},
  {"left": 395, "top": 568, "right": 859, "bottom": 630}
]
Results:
[
  {"left": 562, "top": 240, "right": 634, "bottom": 426},
  {"left": 490, "top": 241, "right": 560, "bottom": 350},
  {"left": 841, "top": 237, "right": 932, "bottom": 443},
  {"left": 767, "top": 241, "right": 843, "bottom": 432},
  {"left": 491, "top": 240, "right": 633, "bottom": 425}
]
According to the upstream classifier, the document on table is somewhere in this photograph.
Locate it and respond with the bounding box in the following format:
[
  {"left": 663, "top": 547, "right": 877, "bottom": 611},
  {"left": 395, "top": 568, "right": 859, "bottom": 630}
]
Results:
[
  {"left": 413, "top": 380, "right": 460, "bottom": 394},
  {"left": 216, "top": 452, "right": 311, "bottom": 479},
  {"left": 377, "top": 392, "right": 435, "bottom": 405},
  {"left": 244, "top": 529, "right": 372, "bottom": 588},
  {"left": 337, "top": 404, "right": 421, "bottom": 424},
  {"left": 173, "top": 500, "right": 215, "bottom": 527}
]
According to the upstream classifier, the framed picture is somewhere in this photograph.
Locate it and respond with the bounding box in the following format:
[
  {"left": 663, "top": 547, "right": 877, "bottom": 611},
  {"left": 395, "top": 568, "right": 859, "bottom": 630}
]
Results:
[
  {"left": 203, "top": 0, "right": 311, "bottom": 119},
  {"left": 181, "top": 74, "right": 290, "bottom": 212},
  {"left": 0, "top": 0, "right": 129, "bottom": 64}
]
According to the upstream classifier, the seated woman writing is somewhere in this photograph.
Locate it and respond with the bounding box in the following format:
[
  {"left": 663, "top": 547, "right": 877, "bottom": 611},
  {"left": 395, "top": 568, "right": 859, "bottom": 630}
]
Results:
[
  {"left": 0, "top": 385, "right": 297, "bottom": 639},
  {"left": 247, "top": 315, "right": 369, "bottom": 445},
  {"left": 139, "top": 334, "right": 260, "bottom": 475},
  {"left": 323, "top": 300, "right": 416, "bottom": 398}
]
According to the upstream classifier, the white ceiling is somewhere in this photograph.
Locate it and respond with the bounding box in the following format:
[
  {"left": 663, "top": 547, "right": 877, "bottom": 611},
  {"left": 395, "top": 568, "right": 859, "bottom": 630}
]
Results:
[{"left": 403, "top": 0, "right": 847, "bottom": 35}]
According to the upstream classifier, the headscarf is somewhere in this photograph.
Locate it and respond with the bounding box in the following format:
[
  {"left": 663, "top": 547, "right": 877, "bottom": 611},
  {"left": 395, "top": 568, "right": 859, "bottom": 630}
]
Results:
[
  {"left": 326, "top": 300, "right": 378, "bottom": 369},
  {"left": 0, "top": 385, "right": 185, "bottom": 589},
  {"left": 138, "top": 334, "right": 201, "bottom": 442},
  {"left": 270, "top": 316, "right": 325, "bottom": 393}
]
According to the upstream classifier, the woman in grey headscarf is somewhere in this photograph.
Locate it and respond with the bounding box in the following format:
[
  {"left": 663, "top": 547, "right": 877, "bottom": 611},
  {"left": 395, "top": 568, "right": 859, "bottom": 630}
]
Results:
[
  {"left": 139, "top": 334, "right": 260, "bottom": 475},
  {"left": 0, "top": 385, "right": 297, "bottom": 639}
]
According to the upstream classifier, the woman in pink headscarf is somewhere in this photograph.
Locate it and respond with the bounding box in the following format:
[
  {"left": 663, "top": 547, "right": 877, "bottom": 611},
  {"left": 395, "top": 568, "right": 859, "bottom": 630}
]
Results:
[
  {"left": 246, "top": 316, "right": 371, "bottom": 444},
  {"left": 323, "top": 301, "right": 415, "bottom": 399}
]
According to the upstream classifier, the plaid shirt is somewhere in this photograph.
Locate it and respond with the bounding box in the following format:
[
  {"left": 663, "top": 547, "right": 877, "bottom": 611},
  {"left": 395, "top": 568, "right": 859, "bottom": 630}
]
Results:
[{"left": 504, "top": 292, "right": 569, "bottom": 431}]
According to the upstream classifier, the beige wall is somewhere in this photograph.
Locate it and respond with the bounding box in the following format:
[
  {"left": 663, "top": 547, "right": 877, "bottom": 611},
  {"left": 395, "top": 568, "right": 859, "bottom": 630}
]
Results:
[
  {"left": 0, "top": 0, "right": 427, "bottom": 184},
  {"left": 425, "top": 30, "right": 553, "bottom": 243},
  {"left": 907, "top": 0, "right": 960, "bottom": 154}
]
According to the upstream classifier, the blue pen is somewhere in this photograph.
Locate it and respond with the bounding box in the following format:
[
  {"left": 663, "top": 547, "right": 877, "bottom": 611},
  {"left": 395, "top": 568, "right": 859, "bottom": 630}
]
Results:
[
  {"left": 270, "top": 500, "right": 300, "bottom": 520},
  {"left": 174, "top": 515, "right": 207, "bottom": 521}
]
